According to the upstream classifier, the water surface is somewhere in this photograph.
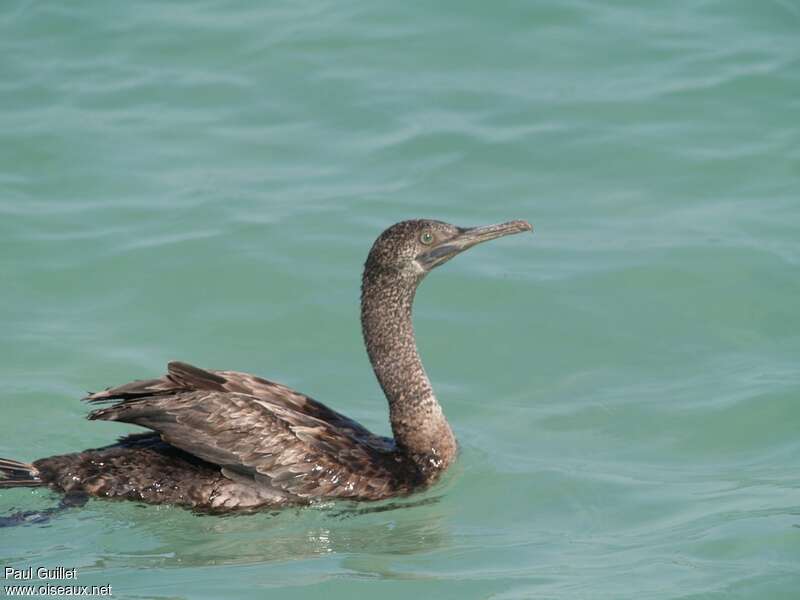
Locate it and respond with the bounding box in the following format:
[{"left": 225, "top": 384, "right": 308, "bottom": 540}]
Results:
[{"left": 1, "top": 1, "right": 799, "bottom": 598}]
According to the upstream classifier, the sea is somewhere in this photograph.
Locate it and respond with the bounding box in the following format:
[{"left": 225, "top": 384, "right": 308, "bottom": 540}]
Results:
[{"left": 1, "top": 1, "right": 798, "bottom": 598}]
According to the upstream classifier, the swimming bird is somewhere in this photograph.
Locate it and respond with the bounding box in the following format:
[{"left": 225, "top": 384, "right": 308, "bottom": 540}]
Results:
[{"left": 0, "top": 219, "right": 531, "bottom": 513}]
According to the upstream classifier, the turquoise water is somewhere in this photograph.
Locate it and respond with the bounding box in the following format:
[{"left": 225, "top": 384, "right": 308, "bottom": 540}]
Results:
[{"left": 1, "top": 1, "right": 799, "bottom": 598}]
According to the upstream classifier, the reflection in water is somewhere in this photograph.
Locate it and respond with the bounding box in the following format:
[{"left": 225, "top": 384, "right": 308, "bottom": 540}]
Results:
[
  {"left": 328, "top": 494, "right": 443, "bottom": 519},
  {"left": 87, "top": 487, "right": 451, "bottom": 570}
]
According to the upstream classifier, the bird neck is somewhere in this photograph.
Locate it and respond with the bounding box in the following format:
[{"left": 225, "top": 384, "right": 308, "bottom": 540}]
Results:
[{"left": 361, "top": 270, "right": 456, "bottom": 478}]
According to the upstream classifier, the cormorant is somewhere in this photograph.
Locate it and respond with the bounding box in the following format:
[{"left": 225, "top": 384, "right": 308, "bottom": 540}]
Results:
[{"left": 0, "top": 219, "right": 531, "bottom": 513}]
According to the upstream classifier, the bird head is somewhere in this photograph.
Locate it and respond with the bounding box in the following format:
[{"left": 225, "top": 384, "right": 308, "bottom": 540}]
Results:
[{"left": 364, "top": 219, "right": 532, "bottom": 281}]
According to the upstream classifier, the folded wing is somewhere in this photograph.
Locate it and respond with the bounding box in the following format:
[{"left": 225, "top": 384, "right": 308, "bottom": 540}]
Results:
[{"left": 86, "top": 361, "right": 407, "bottom": 500}]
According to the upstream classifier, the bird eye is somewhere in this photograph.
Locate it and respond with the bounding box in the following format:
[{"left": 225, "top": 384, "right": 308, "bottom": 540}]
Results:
[{"left": 420, "top": 231, "right": 434, "bottom": 245}]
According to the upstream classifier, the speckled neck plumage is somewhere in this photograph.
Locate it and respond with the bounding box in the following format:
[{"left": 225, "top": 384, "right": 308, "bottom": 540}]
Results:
[{"left": 361, "top": 267, "right": 457, "bottom": 478}]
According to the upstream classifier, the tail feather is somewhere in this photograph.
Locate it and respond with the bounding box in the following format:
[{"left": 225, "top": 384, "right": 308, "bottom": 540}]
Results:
[{"left": 0, "top": 458, "right": 43, "bottom": 488}]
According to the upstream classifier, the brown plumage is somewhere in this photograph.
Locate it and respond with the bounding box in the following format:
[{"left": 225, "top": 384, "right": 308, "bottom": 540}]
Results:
[{"left": 0, "top": 219, "right": 532, "bottom": 514}]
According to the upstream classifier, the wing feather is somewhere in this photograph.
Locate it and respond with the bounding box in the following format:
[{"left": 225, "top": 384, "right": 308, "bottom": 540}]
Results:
[{"left": 87, "top": 362, "right": 410, "bottom": 500}]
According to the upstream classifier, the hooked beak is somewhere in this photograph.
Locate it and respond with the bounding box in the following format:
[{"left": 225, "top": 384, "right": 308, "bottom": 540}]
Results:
[{"left": 417, "top": 220, "right": 533, "bottom": 270}]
